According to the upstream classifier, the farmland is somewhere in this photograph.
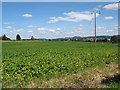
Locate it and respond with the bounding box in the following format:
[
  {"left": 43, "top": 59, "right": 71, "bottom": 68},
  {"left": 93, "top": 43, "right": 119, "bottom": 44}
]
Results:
[{"left": 2, "top": 41, "right": 119, "bottom": 88}]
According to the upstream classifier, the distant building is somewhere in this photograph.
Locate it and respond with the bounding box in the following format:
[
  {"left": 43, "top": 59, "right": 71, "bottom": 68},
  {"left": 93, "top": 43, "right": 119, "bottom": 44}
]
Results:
[{"left": 107, "top": 38, "right": 111, "bottom": 41}]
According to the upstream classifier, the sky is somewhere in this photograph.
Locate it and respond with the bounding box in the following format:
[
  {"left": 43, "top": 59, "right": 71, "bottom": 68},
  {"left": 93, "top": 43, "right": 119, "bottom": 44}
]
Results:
[
  {"left": 2, "top": 2, "right": 119, "bottom": 39},
  {"left": 2, "top": 0, "right": 120, "bottom": 2}
]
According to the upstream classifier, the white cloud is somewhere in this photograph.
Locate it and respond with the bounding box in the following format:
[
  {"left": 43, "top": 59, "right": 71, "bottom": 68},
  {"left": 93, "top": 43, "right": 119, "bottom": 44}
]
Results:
[
  {"left": 5, "top": 26, "right": 13, "bottom": 29},
  {"left": 94, "top": 5, "right": 102, "bottom": 11},
  {"left": 98, "top": 5, "right": 102, "bottom": 8},
  {"left": 39, "top": 31, "right": 47, "bottom": 34},
  {"left": 48, "top": 11, "right": 99, "bottom": 23},
  {"left": 4, "top": 22, "right": 10, "bottom": 24},
  {"left": 9, "top": 29, "right": 25, "bottom": 33},
  {"left": 113, "top": 25, "right": 118, "bottom": 30},
  {"left": 27, "top": 25, "right": 37, "bottom": 28},
  {"left": 14, "top": 29, "right": 25, "bottom": 32},
  {"left": 66, "top": 31, "right": 74, "bottom": 35},
  {"left": 3, "top": 22, "right": 14, "bottom": 24},
  {"left": 28, "top": 31, "right": 33, "bottom": 33},
  {"left": 107, "top": 30, "right": 113, "bottom": 32},
  {"left": 36, "top": 28, "right": 48, "bottom": 34},
  {"left": 49, "top": 17, "right": 56, "bottom": 19},
  {"left": 65, "top": 29, "right": 86, "bottom": 37},
  {"left": 56, "top": 28, "right": 61, "bottom": 30},
  {"left": 115, "top": 24, "right": 118, "bottom": 27},
  {"left": 94, "top": 8, "right": 99, "bottom": 11},
  {"left": 103, "top": 3, "right": 118, "bottom": 10},
  {"left": 96, "top": 25, "right": 118, "bottom": 36},
  {"left": 78, "top": 28, "right": 83, "bottom": 30},
  {"left": 22, "top": 14, "right": 32, "bottom": 17},
  {"left": 48, "top": 19, "right": 59, "bottom": 24},
  {"left": 115, "top": 24, "right": 119, "bottom": 30},
  {"left": 104, "top": 16, "right": 113, "bottom": 19},
  {"left": 63, "top": 11, "right": 94, "bottom": 21},
  {"left": 79, "top": 24, "right": 87, "bottom": 27},
  {"left": 37, "top": 28, "right": 48, "bottom": 31},
  {"left": 82, "top": 32, "right": 86, "bottom": 34},
  {"left": 97, "top": 27, "right": 106, "bottom": 30},
  {"left": 49, "top": 29, "right": 55, "bottom": 32},
  {"left": 82, "top": 11, "right": 91, "bottom": 14}
]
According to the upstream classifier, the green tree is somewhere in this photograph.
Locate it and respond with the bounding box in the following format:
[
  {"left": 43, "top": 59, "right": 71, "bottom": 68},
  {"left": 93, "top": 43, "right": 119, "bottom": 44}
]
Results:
[
  {"left": 97, "top": 39, "right": 102, "bottom": 42},
  {"left": 2, "top": 34, "right": 10, "bottom": 40},
  {"left": 31, "top": 36, "right": 34, "bottom": 40},
  {"left": 16, "top": 34, "right": 21, "bottom": 40},
  {"left": 48, "top": 39, "right": 51, "bottom": 41},
  {"left": 2, "top": 34, "right": 7, "bottom": 40},
  {"left": 111, "top": 36, "right": 119, "bottom": 43},
  {"left": 103, "top": 38, "right": 108, "bottom": 42}
]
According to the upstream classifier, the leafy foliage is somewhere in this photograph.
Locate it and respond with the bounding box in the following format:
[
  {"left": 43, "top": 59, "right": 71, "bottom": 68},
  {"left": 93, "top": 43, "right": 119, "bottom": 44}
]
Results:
[
  {"left": 0, "top": 34, "right": 11, "bottom": 40},
  {"left": 111, "top": 36, "right": 120, "bottom": 43},
  {"left": 2, "top": 41, "right": 118, "bottom": 87},
  {"left": 16, "top": 34, "right": 21, "bottom": 40},
  {"left": 31, "top": 36, "right": 34, "bottom": 40}
]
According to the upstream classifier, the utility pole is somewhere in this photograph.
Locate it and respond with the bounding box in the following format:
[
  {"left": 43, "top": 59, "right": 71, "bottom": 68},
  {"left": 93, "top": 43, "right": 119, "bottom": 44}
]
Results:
[
  {"left": 91, "top": 12, "right": 97, "bottom": 47},
  {"left": 94, "top": 13, "right": 96, "bottom": 47},
  {"left": 91, "top": 10, "right": 100, "bottom": 47}
]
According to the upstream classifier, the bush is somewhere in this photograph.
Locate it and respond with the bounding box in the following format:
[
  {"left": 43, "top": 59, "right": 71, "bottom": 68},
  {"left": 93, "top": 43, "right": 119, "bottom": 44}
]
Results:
[{"left": 111, "top": 36, "right": 120, "bottom": 43}]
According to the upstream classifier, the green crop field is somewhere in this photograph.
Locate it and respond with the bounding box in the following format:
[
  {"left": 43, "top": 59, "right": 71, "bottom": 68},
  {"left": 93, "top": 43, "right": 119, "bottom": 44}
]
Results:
[{"left": 2, "top": 41, "right": 119, "bottom": 88}]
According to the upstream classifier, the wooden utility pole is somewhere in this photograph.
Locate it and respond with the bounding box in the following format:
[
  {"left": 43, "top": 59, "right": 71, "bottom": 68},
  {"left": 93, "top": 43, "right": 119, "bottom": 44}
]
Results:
[
  {"left": 92, "top": 11, "right": 100, "bottom": 47},
  {"left": 94, "top": 13, "right": 97, "bottom": 47}
]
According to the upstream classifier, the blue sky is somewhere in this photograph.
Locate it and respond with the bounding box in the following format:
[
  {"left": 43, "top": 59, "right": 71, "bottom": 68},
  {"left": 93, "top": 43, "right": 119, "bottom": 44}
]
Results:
[
  {"left": 2, "top": 2, "right": 118, "bottom": 39},
  {"left": 2, "top": 0, "right": 119, "bottom": 2}
]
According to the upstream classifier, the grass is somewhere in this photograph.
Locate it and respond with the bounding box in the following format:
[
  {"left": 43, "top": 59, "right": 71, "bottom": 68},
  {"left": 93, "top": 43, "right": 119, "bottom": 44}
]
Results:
[
  {"left": 106, "top": 83, "right": 120, "bottom": 88},
  {"left": 24, "top": 63, "right": 118, "bottom": 88}
]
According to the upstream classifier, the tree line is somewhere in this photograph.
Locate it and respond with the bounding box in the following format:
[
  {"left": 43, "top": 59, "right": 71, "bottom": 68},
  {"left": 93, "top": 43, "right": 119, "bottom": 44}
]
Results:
[
  {"left": 0, "top": 34, "right": 34, "bottom": 40},
  {"left": 0, "top": 34, "right": 120, "bottom": 43}
]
